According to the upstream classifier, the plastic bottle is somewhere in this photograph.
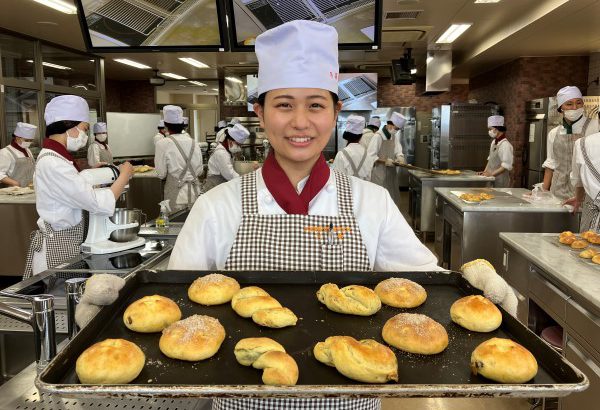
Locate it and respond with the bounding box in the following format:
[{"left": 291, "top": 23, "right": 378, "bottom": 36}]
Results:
[{"left": 156, "top": 200, "right": 171, "bottom": 231}]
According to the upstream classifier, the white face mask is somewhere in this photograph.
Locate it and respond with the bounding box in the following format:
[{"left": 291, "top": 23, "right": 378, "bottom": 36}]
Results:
[
  {"left": 488, "top": 129, "right": 498, "bottom": 139},
  {"left": 563, "top": 108, "right": 584, "bottom": 122},
  {"left": 18, "top": 141, "right": 32, "bottom": 149},
  {"left": 66, "top": 127, "right": 88, "bottom": 152},
  {"left": 229, "top": 143, "right": 241, "bottom": 154},
  {"left": 95, "top": 133, "right": 107, "bottom": 142}
]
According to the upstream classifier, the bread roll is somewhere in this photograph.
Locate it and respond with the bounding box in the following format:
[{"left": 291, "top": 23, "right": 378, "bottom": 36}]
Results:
[
  {"left": 159, "top": 315, "right": 225, "bottom": 361},
  {"left": 375, "top": 278, "right": 427, "bottom": 308},
  {"left": 313, "top": 336, "right": 398, "bottom": 383},
  {"left": 450, "top": 295, "right": 502, "bottom": 332},
  {"left": 123, "top": 295, "right": 181, "bottom": 333},
  {"left": 231, "top": 286, "right": 270, "bottom": 306},
  {"left": 579, "top": 248, "right": 598, "bottom": 259},
  {"left": 76, "top": 339, "right": 145, "bottom": 384},
  {"left": 559, "top": 235, "right": 576, "bottom": 245},
  {"left": 252, "top": 351, "right": 299, "bottom": 386},
  {"left": 234, "top": 337, "right": 286, "bottom": 366},
  {"left": 592, "top": 254, "right": 600, "bottom": 265},
  {"left": 233, "top": 296, "right": 282, "bottom": 318},
  {"left": 316, "top": 283, "right": 381, "bottom": 316},
  {"left": 382, "top": 313, "right": 448, "bottom": 354},
  {"left": 471, "top": 338, "right": 538, "bottom": 383},
  {"left": 188, "top": 273, "right": 240, "bottom": 305},
  {"left": 571, "top": 240, "right": 588, "bottom": 249},
  {"left": 252, "top": 307, "right": 297, "bottom": 328},
  {"left": 581, "top": 230, "right": 595, "bottom": 240}
]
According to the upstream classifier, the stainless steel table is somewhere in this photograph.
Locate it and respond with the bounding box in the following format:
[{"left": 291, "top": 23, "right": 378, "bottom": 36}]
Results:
[{"left": 435, "top": 187, "right": 580, "bottom": 271}]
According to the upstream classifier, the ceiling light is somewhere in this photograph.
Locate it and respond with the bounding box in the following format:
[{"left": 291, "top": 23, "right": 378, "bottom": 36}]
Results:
[
  {"left": 474, "top": 0, "right": 501, "bottom": 3},
  {"left": 33, "top": 0, "right": 77, "bottom": 14},
  {"left": 410, "top": 68, "right": 417, "bottom": 74},
  {"left": 426, "top": 56, "right": 433, "bottom": 64},
  {"left": 114, "top": 58, "right": 151, "bottom": 69},
  {"left": 162, "top": 72, "right": 187, "bottom": 80},
  {"left": 436, "top": 24, "right": 472, "bottom": 44},
  {"left": 188, "top": 81, "right": 207, "bottom": 86},
  {"left": 27, "top": 60, "right": 72, "bottom": 70},
  {"left": 212, "top": 88, "right": 219, "bottom": 91},
  {"left": 179, "top": 57, "right": 209, "bottom": 68},
  {"left": 225, "top": 76, "right": 243, "bottom": 84}
]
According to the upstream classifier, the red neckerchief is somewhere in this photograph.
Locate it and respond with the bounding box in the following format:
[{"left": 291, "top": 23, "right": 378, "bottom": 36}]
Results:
[
  {"left": 10, "top": 139, "right": 30, "bottom": 158},
  {"left": 220, "top": 141, "right": 232, "bottom": 155},
  {"left": 262, "top": 152, "right": 330, "bottom": 215},
  {"left": 493, "top": 135, "right": 507, "bottom": 145},
  {"left": 42, "top": 138, "right": 80, "bottom": 171}
]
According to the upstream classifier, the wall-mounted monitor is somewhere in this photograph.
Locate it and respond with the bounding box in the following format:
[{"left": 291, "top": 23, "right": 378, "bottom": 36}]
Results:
[
  {"left": 75, "top": 0, "right": 227, "bottom": 52},
  {"left": 339, "top": 73, "right": 377, "bottom": 111},
  {"left": 228, "top": 0, "right": 381, "bottom": 51}
]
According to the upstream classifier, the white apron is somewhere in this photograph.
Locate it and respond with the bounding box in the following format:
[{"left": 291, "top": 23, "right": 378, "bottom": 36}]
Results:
[
  {"left": 486, "top": 139, "right": 510, "bottom": 188},
  {"left": 341, "top": 145, "right": 368, "bottom": 180},
  {"left": 579, "top": 135, "right": 600, "bottom": 232},
  {"left": 371, "top": 134, "right": 400, "bottom": 207},
  {"left": 213, "top": 170, "right": 378, "bottom": 410},
  {"left": 6, "top": 145, "right": 34, "bottom": 187},
  {"left": 163, "top": 136, "right": 200, "bottom": 211},
  {"left": 95, "top": 142, "right": 113, "bottom": 164}
]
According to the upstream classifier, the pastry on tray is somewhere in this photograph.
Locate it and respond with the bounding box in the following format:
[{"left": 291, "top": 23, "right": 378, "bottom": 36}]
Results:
[
  {"left": 231, "top": 286, "right": 297, "bottom": 328},
  {"left": 450, "top": 295, "right": 502, "bottom": 332},
  {"left": 592, "top": 254, "right": 600, "bottom": 265},
  {"left": 76, "top": 339, "right": 145, "bottom": 384},
  {"left": 571, "top": 240, "right": 588, "bottom": 250},
  {"left": 374, "top": 277, "right": 427, "bottom": 308},
  {"left": 123, "top": 295, "right": 181, "bottom": 333},
  {"left": 471, "top": 338, "right": 538, "bottom": 383},
  {"left": 159, "top": 315, "right": 225, "bottom": 361},
  {"left": 558, "top": 235, "right": 576, "bottom": 245},
  {"left": 382, "top": 313, "right": 448, "bottom": 355},
  {"left": 234, "top": 337, "right": 298, "bottom": 386},
  {"left": 316, "top": 283, "right": 381, "bottom": 316},
  {"left": 579, "top": 248, "right": 598, "bottom": 259},
  {"left": 188, "top": 273, "right": 240, "bottom": 305}
]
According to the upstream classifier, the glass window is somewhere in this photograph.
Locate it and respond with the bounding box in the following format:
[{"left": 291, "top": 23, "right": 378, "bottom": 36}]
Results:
[
  {"left": 3, "top": 87, "right": 40, "bottom": 154},
  {"left": 0, "top": 34, "right": 36, "bottom": 81},
  {"left": 41, "top": 45, "right": 97, "bottom": 90}
]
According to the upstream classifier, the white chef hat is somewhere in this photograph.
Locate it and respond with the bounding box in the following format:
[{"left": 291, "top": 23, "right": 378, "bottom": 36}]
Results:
[
  {"left": 158, "top": 120, "right": 165, "bottom": 128},
  {"left": 487, "top": 115, "right": 504, "bottom": 128},
  {"left": 163, "top": 105, "right": 183, "bottom": 124},
  {"left": 217, "top": 120, "right": 227, "bottom": 129},
  {"left": 183, "top": 116, "right": 189, "bottom": 125},
  {"left": 256, "top": 20, "right": 339, "bottom": 96},
  {"left": 215, "top": 128, "right": 227, "bottom": 143},
  {"left": 390, "top": 112, "right": 406, "bottom": 129},
  {"left": 13, "top": 122, "right": 37, "bottom": 139},
  {"left": 228, "top": 124, "right": 250, "bottom": 144},
  {"left": 557, "top": 86, "right": 583, "bottom": 110},
  {"left": 93, "top": 122, "right": 107, "bottom": 134},
  {"left": 228, "top": 118, "right": 240, "bottom": 125},
  {"left": 44, "top": 95, "right": 89, "bottom": 125},
  {"left": 345, "top": 114, "right": 365, "bottom": 135},
  {"left": 368, "top": 116, "right": 381, "bottom": 128}
]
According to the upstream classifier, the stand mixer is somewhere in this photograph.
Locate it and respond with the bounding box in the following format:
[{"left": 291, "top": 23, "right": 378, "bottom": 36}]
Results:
[{"left": 79, "top": 166, "right": 145, "bottom": 254}]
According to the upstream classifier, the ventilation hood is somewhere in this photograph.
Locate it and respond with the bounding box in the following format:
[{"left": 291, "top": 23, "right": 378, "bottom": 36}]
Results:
[{"left": 417, "top": 49, "right": 452, "bottom": 95}]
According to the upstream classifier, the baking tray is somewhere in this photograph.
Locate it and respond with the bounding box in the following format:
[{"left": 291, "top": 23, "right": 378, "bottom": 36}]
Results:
[{"left": 36, "top": 270, "right": 588, "bottom": 399}]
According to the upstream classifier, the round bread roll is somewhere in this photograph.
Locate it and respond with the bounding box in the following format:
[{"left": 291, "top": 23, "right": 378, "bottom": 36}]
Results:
[
  {"left": 159, "top": 315, "right": 225, "bottom": 361},
  {"left": 188, "top": 273, "right": 240, "bottom": 305},
  {"left": 571, "top": 240, "right": 588, "bottom": 249},
  {"left": 252, "top": 351, "right": 299, "bottom": 386},
  {"left": 252, "top": 307, "right": 298, "bottom": 328},
  {"left": 234, "top": 337, "right": 286, "bottom": 366},
  {"left": 471, "top": 338, "right": 538, "bottom": 383},
  {"left": 382, "top": 313, "right": 448, "bottom": 354},
  {"left": 123, "top": 295, "right": 181, "bottom": 333},
  {"left": 316, "top": 283, "right": 381, "bottom": 316},
  {"left": 450, "top": 295, "right": 502, "bottom": 332},
  {"left": 76, "top": 339, "right": 145, "bottom": 384},
  {"left": 375, "top": 278, "right": 427, "bottom": 308}
]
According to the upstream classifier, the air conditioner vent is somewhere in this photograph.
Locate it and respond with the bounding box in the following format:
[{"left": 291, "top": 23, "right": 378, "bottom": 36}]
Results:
[{"left": 385, "top": 10, "right": 422, "bottom": 20}]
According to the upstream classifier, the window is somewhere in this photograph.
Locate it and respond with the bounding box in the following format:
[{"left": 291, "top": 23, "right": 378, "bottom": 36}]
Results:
[
  {"left": 41, "top": 45, "right": 96, "bottom": 90},
  {"left": 3, "top": 87, "right": 40, "bottom": 153},
  {"left": 0, "top": 34, "right": 35, "bottom": 81}
]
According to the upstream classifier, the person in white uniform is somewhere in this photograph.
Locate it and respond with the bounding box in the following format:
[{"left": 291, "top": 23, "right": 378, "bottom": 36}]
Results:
[
  {"left": 87, "top": 122, "right": 113, "bottom": 168},
  {"left": 154, "top": 105, "right": 203, "bottom": 211},
  {"left": 0, "top": 122, "right": 37, "bottom": 187},
  {"left": 153, "top": 120, "right": 167, "bottom": 145},
  {"left": 333, "top": 114, "right": 374, "bottom": 180},
  {"left": 479, "top": 115, "right": 513, "bottom": 187},
  {"left": 542, "top": 86, "right": 599, "bottom": 200},
  {"left": 23, "top": 95, "right": 133, "bottom": 278},
  {"left": 203, "top": 124, "right": 250, "bottom": 192},
  {"left": 360, "top": 116, "right": 380, "bottom": 150}
]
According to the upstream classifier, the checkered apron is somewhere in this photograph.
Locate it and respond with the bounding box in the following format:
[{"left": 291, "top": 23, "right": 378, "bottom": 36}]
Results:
[
  {"left": 216, "top": 170, "right": 378, "bottom": 410},
  {"left": 550, "top": 117, "right": 591, "bottom": 201},
  {"left": 164, "top": 136, "right": 200, "bottom": 211},
  {"left": 6, "top": 146, "right": 34, "bottom": 187},
  {"left": 23, "top": 152, "right": 85, "bottom": 279},
  {"left": 578, "top": 135, "right": 600, "bottom": 232}
]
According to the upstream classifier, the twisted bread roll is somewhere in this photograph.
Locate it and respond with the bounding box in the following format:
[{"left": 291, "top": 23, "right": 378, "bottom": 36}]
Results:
[
  {"left": 231, "top": 287, "right": 297, "bottom": 327},
  {"left": 314, "top": 336, "right": 398, "bottom": 383},
  {"left": 252, "top": 307, "right": 298, "bottom": 328},
  {"left": 316, "top": 283, "right": 381, "bottom": 316},
  {"left": 234, "top": 337, "right": 298, "bottom": 385},
  {"left": 188, "top": 273, "right": 240, "bottom": 305}
]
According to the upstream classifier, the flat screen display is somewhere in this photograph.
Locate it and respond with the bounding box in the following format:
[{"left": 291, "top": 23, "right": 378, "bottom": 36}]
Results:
[
  {"left": 75, "top": 0, "right": 226, "bottom": 51},
  {"left": 229, "top": 0, "right": 381, "bottom": 50}
]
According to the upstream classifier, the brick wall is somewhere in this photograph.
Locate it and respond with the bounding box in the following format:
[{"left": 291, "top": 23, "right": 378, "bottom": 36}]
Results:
[
  {"left": 469, "top": 56, "right": 589, "bottom": 187},
  {"left": 105, "top": 80, "right": 156, "bottom": 113},
  {"left": 377, "top": 78, "right": 470, "bottom": 111}
]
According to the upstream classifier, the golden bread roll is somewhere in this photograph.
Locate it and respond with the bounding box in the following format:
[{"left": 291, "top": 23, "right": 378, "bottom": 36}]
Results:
[
  {"left": 571, "top": 240, "right": 588, "bottom": 249},
  {"left": 231, "top": 286, "right": 270, "bottom": 305},
  {"left": 252, "top": 307, "right": 298, "bottom": 328},
  {"left": 252, "top": 351, "right": 299, "bottom": 386},
  {"left": 76, "top": 339, "right": 145, "bottom": 384},
  {"left": 316, "top": 283, "right": 381, "bottom": 316},
  {"left": 313, "top": 336, "right": 398, "bottom": 383},
  {"left": 588, "top": 233, "right": 600, "bottom": 244},
  {"left": 234, "top": 337, "right": 286, "bottom": 366},
  {"left": 382, "top": 313, "right": 448, "bottom": 354},
  {"left": 581, "top": 230, "right": 595, "bottom": 240},
  {"left": 579, "top": 248, "right": 598, "bottom": 259},
  {"left": 188, "top": 273, "right": 240, "bottom": 305},
  {"left": 233, "top": 296, "right": 282, "bottom": 318},
  {"left": 559, "top": 231, "right": 574, "bottom": 238},
  {"left": 450, "top": 295, "right": 502, "bottom": 332},
  {"left": 471, "top": 338, "right": 538, "bottom": 383},
  {"left": 559, "top": 235, "right": 576, "bottom": 245},
  {"left": 159, "top": 315, "right": 225, "bottom": 361},
  {"left": 592, "top": 254, "right": 600, "bottom": 264},
  {"left": 123, "top": 295, "right": 181, "bottom": 333},
  {"left": 375, "top": 278, "right": 427, "bottom": 308}
]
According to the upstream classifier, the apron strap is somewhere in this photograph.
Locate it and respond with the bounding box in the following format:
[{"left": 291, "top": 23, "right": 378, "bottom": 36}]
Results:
[
  {"left": 240, "top": 172, "right": 259, "bottom": 215},
  {"left": 582, "top": 116, "right": 592, "bottom": 136},
  {"left": 581, "top": 136, "right": 600, "bottom": 184},
  {"left": 7, "top": 146, "right": 20, "bottom": 161},
  {"left": 341, "top": 149, "right": 359, "bottom": 177},
  {"left": 167, "top": 136, "right": 197, "bottom": 183},
  {"left": 333, "top": 171, "right": 354, "bottom": 217}
]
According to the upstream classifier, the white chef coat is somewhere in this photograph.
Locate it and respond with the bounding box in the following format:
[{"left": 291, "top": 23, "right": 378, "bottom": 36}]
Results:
[
  {"left": 543, "top": 117, "right": 599, "bottom": 170},
  {"left": 366, "top": 129, "right": 405, "bottom": 163},
  {"left": 153, "top": 133, "right": 165, "bottom": 146},
  {"left": 87, "top": 142, "right": 112, "bottom": 167},
  {"left": 486, "top": 139, "right": 513, "bottom": 171},
  {"left": 169, "top": 168, "right": 441, "bottom": 272},
  {"left": 332, "top": 143, "right": 375, "bottom": 181},
  {"left": 0, "top": 145, "right": 33, "bottom": 181},
  {"left": 360, "top": 127, "right": 376, "bottom": 150},
  {"left": 207, "top": 144, "right": 239, "bottom": 180},
  {"left": 154, "top": 133, "right": 203, "bottom": 181},
  {"left": 571, "top": 132, "right": 600, "bottom": 198}
]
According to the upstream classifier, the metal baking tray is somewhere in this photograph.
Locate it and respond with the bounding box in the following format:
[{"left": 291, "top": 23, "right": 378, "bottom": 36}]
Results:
[{"left": 36, "top": 270, "right": 588, "bottom": 399}]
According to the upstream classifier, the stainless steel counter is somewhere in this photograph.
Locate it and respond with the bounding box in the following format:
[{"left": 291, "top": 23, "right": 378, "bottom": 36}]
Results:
[
  {"left": 125, "top": 171, "right": 163, "bottom": 220},
  {"left": 408, "top": 170, "right": 494, "bottom": 235},
  {"left": 0, "top": 194, "right": 38, "bottom": 277},
  {"left": 435, "top": 188, "right": 580, "bottom": 271},
  {"left": 139, "top": 222, "right": 183, "bottom": 239}
]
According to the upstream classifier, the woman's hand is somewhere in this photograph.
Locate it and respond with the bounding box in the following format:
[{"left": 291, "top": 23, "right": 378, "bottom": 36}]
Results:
[
  {"left": 563, "top": 196, "right": 581, "bottom": 213},
  {"left": 119, "top": 162, "right": 134, "bottom": 180}
]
